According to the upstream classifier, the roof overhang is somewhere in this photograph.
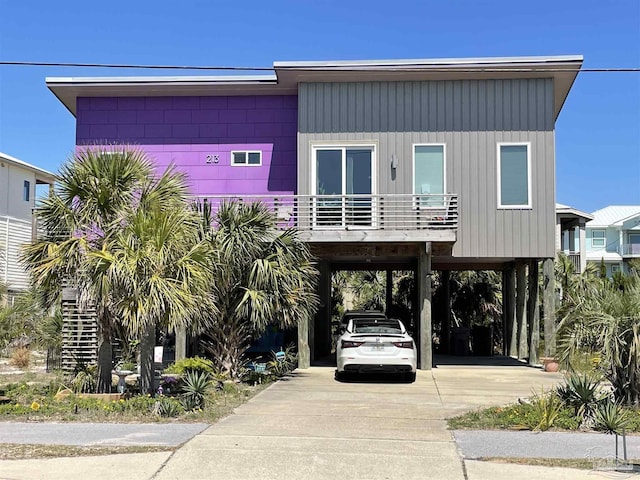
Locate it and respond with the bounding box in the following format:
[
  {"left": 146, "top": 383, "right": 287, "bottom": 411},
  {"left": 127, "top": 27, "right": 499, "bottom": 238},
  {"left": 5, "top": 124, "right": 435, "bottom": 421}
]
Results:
[
  {"left": 0, "top": 151, "right": 56, "bottom": 184},
  {"left": 556, "top": 203, "right": 594, "bottom": 221},
  {"left": 47, "top": 54, "right": 583, "bottom": 119}
]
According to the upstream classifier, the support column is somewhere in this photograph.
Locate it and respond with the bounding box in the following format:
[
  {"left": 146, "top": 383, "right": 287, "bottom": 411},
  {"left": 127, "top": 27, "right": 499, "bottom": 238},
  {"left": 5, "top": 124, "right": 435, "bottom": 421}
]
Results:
[
  {"left": 505, "top": 265, "right": 517, "bottom": 357},
  {"left": 322, "top": 263, "right": 332, "bottom": 357},
  {"left": 542, "top": 258, "right": 556, "bottom": 357},
  {"left": 527, "top": 260, "right": 540, "bottom": 365},
  {"left": 297, "top": 312, "right": 310, "bottom": 369},
  {"left": 386, "top": 270, "right": 393, "bottom": 314},
  {"left": 441, "top": 270, "right": 451, "bottom": 355},
  {"left": 579, "top": 223, "right": 587, "bottom": 273},
  {"left": 175, "top": 327, "right": 187, "bottom": 362},
  {"left": 516, "top": 260, "right": 528, "bottom": 360},
  {"left": 418, "top": 243, "right": 432, "bottom": 370}
]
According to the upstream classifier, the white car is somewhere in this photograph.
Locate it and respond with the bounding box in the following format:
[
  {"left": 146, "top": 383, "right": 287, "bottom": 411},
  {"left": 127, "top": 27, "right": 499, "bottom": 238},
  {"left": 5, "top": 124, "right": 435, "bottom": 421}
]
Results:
[{"left": 336, "top": 317, "right": 417, "bottom": 382}]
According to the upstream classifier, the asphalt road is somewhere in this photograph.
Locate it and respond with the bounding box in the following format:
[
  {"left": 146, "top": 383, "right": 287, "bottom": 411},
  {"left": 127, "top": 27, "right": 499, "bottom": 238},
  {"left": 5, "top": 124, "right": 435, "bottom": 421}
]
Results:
[{"left": 0, "top": 422, "right": 209, "bottom": 446}]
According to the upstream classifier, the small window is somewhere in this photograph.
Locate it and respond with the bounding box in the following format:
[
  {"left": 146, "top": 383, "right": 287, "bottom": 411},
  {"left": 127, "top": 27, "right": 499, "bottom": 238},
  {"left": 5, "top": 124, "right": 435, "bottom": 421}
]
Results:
[
  {"left": 23, "top": 180, "right": 30, "bottom": 202},
  {"left": 611, "top": 264, "right": 620, "bottom": 274},
  {"left": 231, "top": 151, "right": 261, "bottom": 166},
  {"left": 592, "top": 230, "right": 605, "bottom": 248},
  {"left": 497, "top": 143, "right": 530, "bottom": 208}
]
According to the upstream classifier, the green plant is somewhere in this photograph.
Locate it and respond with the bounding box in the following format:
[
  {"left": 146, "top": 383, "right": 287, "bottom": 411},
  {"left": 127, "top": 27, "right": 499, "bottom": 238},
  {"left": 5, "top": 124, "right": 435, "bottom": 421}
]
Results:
[
  {"left": 69, "top": 364, "right": 97, "bottom": 394},
  {"left": 556, "top": 373, "right": 608, "bottom": 425},
  {"left": 266, "top": 345, "right": 298, "bottom": 377},
  {"left": 594, "top": 400, "right": 632, "bottom": 434},
  {"left": 180, "top": 370, "right": 212, "bottom": 410},
  {"left": 10, "top": 347, "right": 31, "bottom": 369},
  {"left": 528, "top": 389, "right": 564, "bottom": 431},
  {"left": 154, "top": 397, "right": 184, "bottom": 417},
  {"left": 165, "top": 357, "right": 214, "bottom": 375}
]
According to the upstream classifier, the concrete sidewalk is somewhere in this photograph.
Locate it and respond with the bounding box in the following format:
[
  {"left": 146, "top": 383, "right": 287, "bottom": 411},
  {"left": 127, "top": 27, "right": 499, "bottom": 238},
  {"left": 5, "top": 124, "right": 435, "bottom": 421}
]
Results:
[{"left": 2, "top": 366, "right": 634, "bottom": 479}]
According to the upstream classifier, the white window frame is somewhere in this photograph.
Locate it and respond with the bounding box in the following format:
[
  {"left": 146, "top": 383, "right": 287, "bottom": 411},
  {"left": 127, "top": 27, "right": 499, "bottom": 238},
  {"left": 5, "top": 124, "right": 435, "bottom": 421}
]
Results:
[
  {"left": 496, "top": 142, "right": 532, "bottom": 209},
  {"left": 230, "top": 150, "right": 262, "bottom": 167},
  {"left": 592, "top": 229, "right": 606, "bottom": 248},
  {"left": 412, "top": 143, "right": 446, "bottom": 209},
  {"left": 310, "top": 143, "right": 377, "bottom": 229}
]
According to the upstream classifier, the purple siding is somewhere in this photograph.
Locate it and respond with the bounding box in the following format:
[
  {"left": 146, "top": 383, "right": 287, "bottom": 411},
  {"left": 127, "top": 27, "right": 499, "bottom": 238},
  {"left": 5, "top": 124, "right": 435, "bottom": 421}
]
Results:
[{"left": 76, "top": 95, "right": 298, "bottom": 196}]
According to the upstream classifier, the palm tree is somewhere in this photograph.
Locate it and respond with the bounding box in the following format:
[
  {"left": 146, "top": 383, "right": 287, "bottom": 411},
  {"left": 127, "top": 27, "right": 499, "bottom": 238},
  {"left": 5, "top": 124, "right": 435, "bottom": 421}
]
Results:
[
  {"left": 558, "top": 274, "right": 640, "bottom": 405},
  {"left": 22, "top": 147, "right": 162, "bottom": 392},
  {"left": 89, "top": 168, "right": 216, "bottom": 393},
  {"left": 200, "top": 201, "right": 318, "bottom": 379}
]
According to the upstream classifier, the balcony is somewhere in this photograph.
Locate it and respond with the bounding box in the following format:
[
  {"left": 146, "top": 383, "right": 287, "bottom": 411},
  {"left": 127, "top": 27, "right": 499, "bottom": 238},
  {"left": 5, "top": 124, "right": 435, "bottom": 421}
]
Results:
[
  {"left": 193, "top": 194, "right": 458, "bottom": 243},
  {"left": 622, "top": 244, "right": 640, "bottom": 257}
]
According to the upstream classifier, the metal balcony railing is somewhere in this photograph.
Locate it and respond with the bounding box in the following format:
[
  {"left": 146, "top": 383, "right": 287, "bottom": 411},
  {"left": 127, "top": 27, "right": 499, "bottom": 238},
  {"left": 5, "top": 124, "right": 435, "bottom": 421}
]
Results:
[{"left": 192, "top": 194, "right": 458, "bottom": 232}]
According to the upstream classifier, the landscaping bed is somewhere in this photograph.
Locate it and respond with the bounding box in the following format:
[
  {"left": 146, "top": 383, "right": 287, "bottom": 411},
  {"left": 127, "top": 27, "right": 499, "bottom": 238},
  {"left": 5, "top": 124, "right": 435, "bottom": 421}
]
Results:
[{"left": 448, "top": 373, "right": 640, "bottom": 434}]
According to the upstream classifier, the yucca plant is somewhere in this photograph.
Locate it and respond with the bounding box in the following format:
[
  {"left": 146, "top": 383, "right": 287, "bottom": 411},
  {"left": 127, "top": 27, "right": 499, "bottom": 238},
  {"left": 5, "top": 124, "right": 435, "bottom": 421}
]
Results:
[
  {"left": 181, "top": 370, "right": 212, "bottom": 410},
  {"left": 556, "top": 373, "right": 609, "bottom": 425},
  {"left": 593, "top": 400, "right": 631, "bottom": 435}
]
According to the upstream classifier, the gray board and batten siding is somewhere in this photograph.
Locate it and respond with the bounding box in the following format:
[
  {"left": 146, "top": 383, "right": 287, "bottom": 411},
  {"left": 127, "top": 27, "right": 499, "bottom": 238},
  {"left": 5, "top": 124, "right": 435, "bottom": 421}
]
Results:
[{"left": 297, "top": 79, "right": 556, "bottom": 259}]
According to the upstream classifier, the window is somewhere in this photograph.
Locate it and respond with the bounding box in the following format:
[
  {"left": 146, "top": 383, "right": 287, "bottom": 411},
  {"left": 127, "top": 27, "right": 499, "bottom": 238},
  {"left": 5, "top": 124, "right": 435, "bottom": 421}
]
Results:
[
  {"left": 592, "top": 230, "right": 605, "bottom": 248},
  {"left": 413, "top": 144, "right": 445, "bottom": 207},
  {"left": 611, "top": 264, "right": 620, "bottom": 274},
  {"left": 231, "top": 151, "right": 261, "bottom": 166},
  {"left": 497, "top": 143, "right": 531, "bottom": 208},
  {"left": 23, "top": 180, "right": 30, "bottom": 202}
]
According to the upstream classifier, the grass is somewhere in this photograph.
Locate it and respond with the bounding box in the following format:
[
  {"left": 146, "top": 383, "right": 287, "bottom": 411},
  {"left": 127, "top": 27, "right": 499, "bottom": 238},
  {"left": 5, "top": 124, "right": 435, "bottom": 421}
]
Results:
[
  {"left": 0, "top": 443, "right": 175, "bottom": 460},
  {"left": 448, "top": 403, "right": 580, "bottom": 431}
]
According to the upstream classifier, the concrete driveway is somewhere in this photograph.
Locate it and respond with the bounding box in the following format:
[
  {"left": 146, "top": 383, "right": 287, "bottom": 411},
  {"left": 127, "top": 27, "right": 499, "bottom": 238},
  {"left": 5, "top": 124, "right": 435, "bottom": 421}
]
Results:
[{"left": 154, "top": 365, "right": 563, "bottom": 480}]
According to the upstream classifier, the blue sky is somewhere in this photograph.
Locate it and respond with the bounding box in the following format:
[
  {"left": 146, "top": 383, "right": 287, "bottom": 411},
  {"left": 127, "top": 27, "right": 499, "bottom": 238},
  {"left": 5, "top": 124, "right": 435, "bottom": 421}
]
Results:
[{"left": 0, "top": 0, "right": 638, "bottom": 213}]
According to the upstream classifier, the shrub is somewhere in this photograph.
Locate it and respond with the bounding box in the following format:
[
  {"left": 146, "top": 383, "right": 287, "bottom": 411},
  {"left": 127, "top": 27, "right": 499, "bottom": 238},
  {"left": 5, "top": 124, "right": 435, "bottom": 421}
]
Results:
[
  {"left": 164, "top": 357, "right": 214, "bottom": 375},
  {"left": 153, "top": 397, "right": 184, "bottom": 417},
  {"left": 180, "top": 370, "right": 212, "bottom": 410},
  {"left": 528, "top": 389, "right": 564, "bottom": 431},
  {"left": 594, "top": 400, "right": 632, "bottom": 435},
  {"left": 9, "top": 347, "right": 31, "bottom": 369},
  {"left": 556, "top": 373, "right": 609, "bottom": 426},
  {"left": 266, "top": 345, "right": 298, "bottom": 378},
  {"left": 69, "top": 364, "right": 98, "bottom": 394}
]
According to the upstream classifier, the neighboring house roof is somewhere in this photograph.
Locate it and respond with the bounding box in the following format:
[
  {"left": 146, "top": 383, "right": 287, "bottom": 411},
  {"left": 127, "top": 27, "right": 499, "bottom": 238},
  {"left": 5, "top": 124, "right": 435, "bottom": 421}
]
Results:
[
  {"left": 0, "top": 151, "right": 56, "bottom": 184},
  {"left": 46, "top": 54, "right": 583, "bottom": 119},
  {"left": 587, "top": 206, "right": 640, "bottom": 227},
  {"left": 556, "top": 203, "right": 593, "bottom": 221}
]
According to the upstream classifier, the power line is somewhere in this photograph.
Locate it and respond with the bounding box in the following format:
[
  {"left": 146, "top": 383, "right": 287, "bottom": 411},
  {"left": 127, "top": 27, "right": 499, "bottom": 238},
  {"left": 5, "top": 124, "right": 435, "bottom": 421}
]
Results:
[{"left": 0, "top": 60, "right": 639, "bottom": 73}]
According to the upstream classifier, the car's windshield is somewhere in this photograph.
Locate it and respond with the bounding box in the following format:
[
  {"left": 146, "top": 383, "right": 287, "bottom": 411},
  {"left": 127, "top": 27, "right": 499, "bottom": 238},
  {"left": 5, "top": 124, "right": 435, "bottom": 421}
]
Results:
[{"left": 351, "top": 318, "right": 403, "bottom": 334}]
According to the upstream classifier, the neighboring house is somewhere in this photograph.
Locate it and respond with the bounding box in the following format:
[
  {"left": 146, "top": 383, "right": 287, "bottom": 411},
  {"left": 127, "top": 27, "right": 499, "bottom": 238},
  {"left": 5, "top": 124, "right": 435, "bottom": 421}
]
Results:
[
  {"left": 555, "top": 203, "right": 593, "bottom": 273},
  {"left": 47, "top": 54, "right": 582, "bottom": 368},
  {"left": 0, "top": 152, "right": 56, "bottom": 299},
  {"left": 585, "top": 205, "right": 640, "bottom": 276}
]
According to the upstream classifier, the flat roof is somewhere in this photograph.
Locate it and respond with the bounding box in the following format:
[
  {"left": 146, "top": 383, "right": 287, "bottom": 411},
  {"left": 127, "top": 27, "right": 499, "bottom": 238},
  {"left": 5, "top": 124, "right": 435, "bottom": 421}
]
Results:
[
  {"left": 0, "top": 151, "right": 56, "bottom": 184},
  {"left": 47, "top": 54, "right": 583, "bottom": 119}
]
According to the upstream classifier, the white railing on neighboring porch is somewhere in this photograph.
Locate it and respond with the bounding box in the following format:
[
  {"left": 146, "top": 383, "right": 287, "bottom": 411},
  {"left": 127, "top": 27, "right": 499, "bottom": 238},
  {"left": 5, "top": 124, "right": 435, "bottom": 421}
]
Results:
[{"left": 192, "top": 194, "right": 458, "bottom": 231}]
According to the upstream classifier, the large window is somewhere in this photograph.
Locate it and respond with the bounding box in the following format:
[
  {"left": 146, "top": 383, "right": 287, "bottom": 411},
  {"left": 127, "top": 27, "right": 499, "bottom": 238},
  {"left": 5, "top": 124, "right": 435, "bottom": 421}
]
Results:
[
  {"left": 413, "top": 144, "right": 445, "bottom": 207},
  {"left": 592, "top": 230, "right": 605, "bottom": 248},
  {"left": 497, "top": 143, "right": 530, "bottom": 208},
  {"left": 313, "top": 145, "right": 375, "bottom": 227}
]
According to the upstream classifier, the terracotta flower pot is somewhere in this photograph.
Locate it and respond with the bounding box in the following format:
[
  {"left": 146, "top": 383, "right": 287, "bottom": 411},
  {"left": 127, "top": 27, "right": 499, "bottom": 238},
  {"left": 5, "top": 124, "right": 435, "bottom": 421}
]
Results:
[{"left": 540, "top": 357, "right": 560, "bottom": 372}]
